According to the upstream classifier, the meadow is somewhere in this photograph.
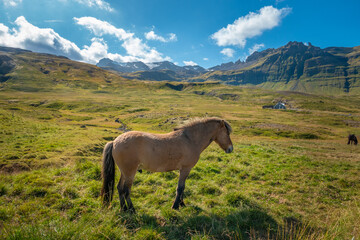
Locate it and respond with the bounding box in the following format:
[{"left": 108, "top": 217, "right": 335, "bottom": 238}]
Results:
[{"left": 0, "top": 77, "right": 359, "bottom": 239}]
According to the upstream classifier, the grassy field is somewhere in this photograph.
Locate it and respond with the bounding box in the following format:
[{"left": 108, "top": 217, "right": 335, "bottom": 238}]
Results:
[{"left": 0, "top": 75, "right": 360, "bottom": 239}]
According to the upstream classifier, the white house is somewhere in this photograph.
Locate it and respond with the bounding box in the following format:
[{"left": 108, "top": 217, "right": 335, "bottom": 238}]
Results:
[{"left": 273, "top": 102, "right": 286, "bottom": 109}]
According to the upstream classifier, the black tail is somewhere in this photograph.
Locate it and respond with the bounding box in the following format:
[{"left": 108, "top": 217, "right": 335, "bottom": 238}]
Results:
[{"left": 101, "top": 141, "right": 115, "bottom": 206}]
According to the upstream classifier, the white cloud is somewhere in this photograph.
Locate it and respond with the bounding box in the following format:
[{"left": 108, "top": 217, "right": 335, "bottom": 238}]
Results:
[
  {"left": 203, "top": 57, "right": 209, "bottom": 61},
  {"left": 74, "top": 0, "right": 114, "bottom": 12},
  {"left": 183, "top": 60, "right": 197, "bottom": 66},
  {"left": 74, "top": 17, "right": 133, "bottom": 40},
  {"left": 169, "top": 33, "right": 177, "bottom": 41},
  {"left": 144, "top": 30, "right": 177, "bottom": 42},
  {"left": 74, "top": 17, "right": 171, "bottom": 63},
  {"left": 248, "top": 43, "right": 265, "bottom": 54},
  {"left": 220, "top": 48, "right": 235, "bottom": 58},
  {"left": 81, "top": 38, "right": 109, "bottom": 63},
  {"left": 2, "top": 0, "right": 22, "bottom": 7},
  {"left": 0, "top": 16, "right": 171, "bottom": 64},
  {"left": 211, "top": 6, "right": 291, "bottom": 48},
  {"left": 0, "top": 16, "right": 172, "bottom": 65},
  {"left": 0, "top": 16, "right": 84, "bottom": 60}
]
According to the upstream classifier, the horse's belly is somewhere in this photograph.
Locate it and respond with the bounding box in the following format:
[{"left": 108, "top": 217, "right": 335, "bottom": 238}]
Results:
[
  {"left": 140, "top": 156, "right": 183, "bottom": 172},
  {"left": 139, "top": 148, "right": 184, "bottom": 172}
]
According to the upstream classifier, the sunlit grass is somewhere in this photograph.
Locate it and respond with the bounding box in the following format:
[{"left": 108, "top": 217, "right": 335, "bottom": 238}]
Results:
[{"left": 1, "top": 76, "right": 360, "bottom": 239}]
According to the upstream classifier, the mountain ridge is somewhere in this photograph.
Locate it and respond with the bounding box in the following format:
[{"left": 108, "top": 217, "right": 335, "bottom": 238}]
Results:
[
  {"left": 1, "top": 42, "right": 360, "bottom": 94},
  {"left": 194, "top": 41, "right": 360, "bottom": 94},
  {"left": 94, "top": 41, "right": 360, "bottom": 94}
]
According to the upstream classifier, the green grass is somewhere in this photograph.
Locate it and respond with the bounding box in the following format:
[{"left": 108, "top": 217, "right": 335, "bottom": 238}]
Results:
[{"left": 1, "top": 63, "right": 360, "bottom": 239}]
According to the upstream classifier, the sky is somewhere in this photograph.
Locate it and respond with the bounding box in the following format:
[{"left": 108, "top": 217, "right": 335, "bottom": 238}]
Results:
[{"left": 0, "top": 0, "right": 359, "bottom": 68}]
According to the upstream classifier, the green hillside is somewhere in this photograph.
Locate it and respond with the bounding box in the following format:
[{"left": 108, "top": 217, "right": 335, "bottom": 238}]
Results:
[
  {"left": 194, "top": 42, "right": 360, "bottom": 94},
  {"left": 1, "top": 47, "right": 360, "bottom": 239}
]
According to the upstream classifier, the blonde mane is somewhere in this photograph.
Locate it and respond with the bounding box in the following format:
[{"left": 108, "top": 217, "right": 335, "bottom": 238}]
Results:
[{"left": 174, "top": 117, "right": 232, "bottom": 134}]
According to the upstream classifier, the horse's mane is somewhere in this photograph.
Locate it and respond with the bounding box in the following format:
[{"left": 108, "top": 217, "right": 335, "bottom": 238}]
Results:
[{"left": 174, "top": 117, "right": 232, "bottom": 134}]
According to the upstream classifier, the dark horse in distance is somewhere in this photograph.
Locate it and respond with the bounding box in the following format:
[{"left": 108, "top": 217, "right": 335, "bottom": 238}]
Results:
[
  {"left": 100, "top": 117, "right": 233, "bottom": 212},
  {"left": 348, "top": 134, "right": 358, "bottom": 145}
]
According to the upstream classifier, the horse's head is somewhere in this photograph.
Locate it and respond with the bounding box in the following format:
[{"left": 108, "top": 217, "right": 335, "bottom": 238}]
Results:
[{"left": 214, "top": 120, "right": 233, "bottom": 153}]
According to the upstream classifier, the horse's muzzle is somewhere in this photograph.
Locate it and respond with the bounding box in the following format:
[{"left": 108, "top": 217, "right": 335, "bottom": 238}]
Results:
[{"left": 225, "top": 145, "right": 233, "bottom": 153}]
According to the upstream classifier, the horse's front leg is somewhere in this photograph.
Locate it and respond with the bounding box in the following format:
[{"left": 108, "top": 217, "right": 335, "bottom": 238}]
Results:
[{"left": 172, "top": 168, "right": 191, "bottom": 210}]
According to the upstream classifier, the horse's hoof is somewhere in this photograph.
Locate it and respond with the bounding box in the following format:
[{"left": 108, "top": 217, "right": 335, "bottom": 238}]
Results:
[{"left": 171, "top": 204, "right": 179, "bottom": 210}]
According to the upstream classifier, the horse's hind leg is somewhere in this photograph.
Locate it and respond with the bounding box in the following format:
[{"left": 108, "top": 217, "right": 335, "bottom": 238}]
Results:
[
  {"left": 117, "top": 174, "right": 127, "bottom": 211},
  {"left": 123, "top": 176, "right": 136, "bottom": 213},
  {"left": 172, "top": 168, "right": 191, "bottom": 210}
]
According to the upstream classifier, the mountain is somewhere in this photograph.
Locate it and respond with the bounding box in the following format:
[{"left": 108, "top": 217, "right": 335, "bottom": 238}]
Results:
[
  {"left": 195, "top": 41, "right": 360, "bottom": 94},
  {"left": 0, "top": 46, "right": 126, "bottom": 91},
  {"left": 96, "top": 59, "right": 207, "bottom": 81},
  {"left": 2, "top": 43, "right": 360, "bottom": 95},
  {"left": 96, "top": 42, "right": 360, "bottom": 94},
  {"left": 97, "top": 58, "right": 150, "bottom": 72}
]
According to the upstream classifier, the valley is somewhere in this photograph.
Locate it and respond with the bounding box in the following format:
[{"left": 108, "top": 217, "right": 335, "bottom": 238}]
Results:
[{"left": 0, "top": 46, "right": 360, "bottom": 239}]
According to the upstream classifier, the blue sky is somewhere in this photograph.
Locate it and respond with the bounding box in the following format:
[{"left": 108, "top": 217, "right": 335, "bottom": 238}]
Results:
[{"left": 0, "top": 0, "right": 359, "bottom": 68}]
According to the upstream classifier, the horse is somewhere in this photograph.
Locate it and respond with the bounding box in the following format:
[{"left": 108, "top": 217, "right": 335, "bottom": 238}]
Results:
[
  {"left": 348, "top": 134, "right": 358, "bottom": 145},
  {"left": 100, "top": 117, "right": 233, "bottom": 212}
]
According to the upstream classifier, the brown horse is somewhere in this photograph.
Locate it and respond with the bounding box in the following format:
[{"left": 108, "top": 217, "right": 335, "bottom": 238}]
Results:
[{"left": 100, "top": 117, "right": 233, "bottom": 212}]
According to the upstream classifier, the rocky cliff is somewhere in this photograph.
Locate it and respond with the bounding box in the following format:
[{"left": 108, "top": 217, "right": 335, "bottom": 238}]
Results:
[{"left": 196, "top": 42, "right": 360, "bottom": 94}]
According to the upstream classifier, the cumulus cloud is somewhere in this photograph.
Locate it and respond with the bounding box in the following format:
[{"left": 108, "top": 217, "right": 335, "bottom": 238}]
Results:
[
  {"left": 183, "top": 60, "right": 197, "bottom": 66},
  {"left": 0, "top": 16, "right": 84, "bottom": 60},
  {"left": 0, "top": 16, "right": 172, "bottom": 64},
  {"left": 220, "top": 48, "right": 235, "bottom": 58},
  {"left": 74, "top": 0, "right": 114, "bottom": 12},
  {"left": 2, "top": 0, "right": 22, "bottom": 7},
  {"left": 74, "top": 17, "right": 171, "bottom": 63},
  {"left": 74, "top": 17, "right": 133, "bottom": 40},
  {"left": 144, "top": 30, "right": 177, "bottom": 42},
  {"left": 248, "top": 43, "right": 265, "bottom": 54},
  {"left": 211, "top": 6, "right": 291, "bottom": 48},
  {"left": 203, "top": 57, "right": 209, "bottom": 61},
  {"left": 81, "top": 38, "right": 109, "bottom": 63}
]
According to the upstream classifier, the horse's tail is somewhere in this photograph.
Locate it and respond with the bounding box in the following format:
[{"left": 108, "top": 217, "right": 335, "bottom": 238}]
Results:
[
  {"left": 101, "top": 141, "right": 115, "bottom": 206},
  {"left": 355, "top": 136, "right": 358, "bottom": 145}
]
